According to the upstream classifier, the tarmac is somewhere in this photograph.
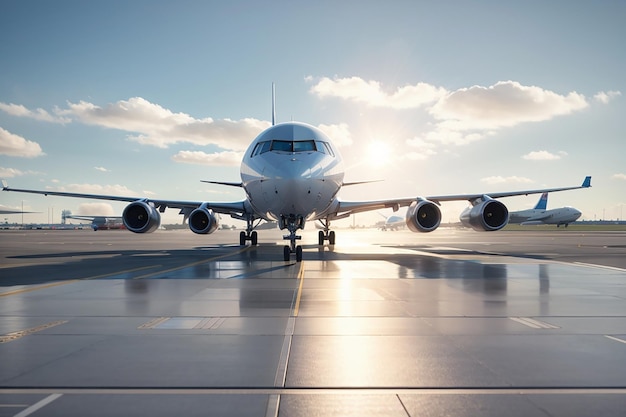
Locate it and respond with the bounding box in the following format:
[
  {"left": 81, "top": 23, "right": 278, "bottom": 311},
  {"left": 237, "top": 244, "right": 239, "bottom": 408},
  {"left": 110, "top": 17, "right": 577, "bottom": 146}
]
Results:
[{"left": 1, "top": 227, "right": 625, "bottom": 416}]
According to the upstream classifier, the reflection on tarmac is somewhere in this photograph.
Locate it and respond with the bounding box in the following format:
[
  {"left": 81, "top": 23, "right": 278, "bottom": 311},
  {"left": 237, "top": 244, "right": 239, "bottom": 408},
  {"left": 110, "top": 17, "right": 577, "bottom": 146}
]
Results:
[{"left": 1, "top": 229, "right": 626, "bottom": 417}]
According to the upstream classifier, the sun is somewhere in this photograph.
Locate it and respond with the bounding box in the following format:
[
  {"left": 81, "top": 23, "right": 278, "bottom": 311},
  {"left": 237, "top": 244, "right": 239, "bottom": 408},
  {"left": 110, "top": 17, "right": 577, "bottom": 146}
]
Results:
[{"left": 366, "top": 140, "right": 392, "bottom": 167}]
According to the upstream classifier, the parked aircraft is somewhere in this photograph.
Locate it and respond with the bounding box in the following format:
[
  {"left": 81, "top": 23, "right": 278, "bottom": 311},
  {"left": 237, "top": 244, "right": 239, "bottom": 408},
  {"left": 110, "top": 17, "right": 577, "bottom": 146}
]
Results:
[
  {"left": 64, "top": 214, "right": 126, "bottom": 231},
  {"left": 508, "top": 192, "right": 582, "bottom": 227},
  {"left": 1, "top": 87, "right": 592, "bottom": 261}
]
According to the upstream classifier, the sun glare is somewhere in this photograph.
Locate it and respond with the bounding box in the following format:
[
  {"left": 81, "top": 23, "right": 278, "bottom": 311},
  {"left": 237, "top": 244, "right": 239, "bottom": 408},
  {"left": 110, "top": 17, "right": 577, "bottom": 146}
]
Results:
[{"left": 366, "top": 140, "right": 391, "bottom": 167}]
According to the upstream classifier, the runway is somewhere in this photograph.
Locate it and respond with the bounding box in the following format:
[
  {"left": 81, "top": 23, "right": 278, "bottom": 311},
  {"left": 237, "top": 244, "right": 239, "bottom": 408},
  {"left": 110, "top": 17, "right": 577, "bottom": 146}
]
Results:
[{"left": 1, "top": 228, "right": 625, "bottom": 416}]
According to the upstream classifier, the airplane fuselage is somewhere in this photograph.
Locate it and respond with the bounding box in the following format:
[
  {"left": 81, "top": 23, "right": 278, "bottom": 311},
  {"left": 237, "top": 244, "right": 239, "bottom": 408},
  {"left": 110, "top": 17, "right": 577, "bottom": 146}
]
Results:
[
  {"left": 240, "top": 122, "right": 344, "bottom": 227},
  {"left": 508, "top": 207, "right": 582, "bottom": 226}
]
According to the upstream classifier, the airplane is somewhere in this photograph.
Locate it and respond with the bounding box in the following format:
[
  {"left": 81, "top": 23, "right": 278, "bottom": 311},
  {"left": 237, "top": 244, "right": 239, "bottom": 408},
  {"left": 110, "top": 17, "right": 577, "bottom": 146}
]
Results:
[
  {"left": 1, "top": 87, "right": 592, "bottom": 261},
  {"left": 379, "top": 212, "right": 406, "bottom": 231},
  {"left": 508, "top": 192, "right": 582, "bottom": 227},
  {"left": 63, "top": 214, "right": 126, "bottom": 231}
]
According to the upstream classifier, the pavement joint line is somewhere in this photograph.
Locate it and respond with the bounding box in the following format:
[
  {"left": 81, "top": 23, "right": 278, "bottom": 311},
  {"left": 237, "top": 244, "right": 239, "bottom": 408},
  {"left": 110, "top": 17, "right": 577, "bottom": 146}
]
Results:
[{"left": 132, "top": 246, "right": 251, "bottom": 279}]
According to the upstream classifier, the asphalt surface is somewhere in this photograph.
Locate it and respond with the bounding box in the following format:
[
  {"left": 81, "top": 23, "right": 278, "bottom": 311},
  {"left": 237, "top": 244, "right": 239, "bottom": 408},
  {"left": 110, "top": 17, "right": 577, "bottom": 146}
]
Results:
[{"left": 1, "top": 228, "right": 625, "bottom": 416}]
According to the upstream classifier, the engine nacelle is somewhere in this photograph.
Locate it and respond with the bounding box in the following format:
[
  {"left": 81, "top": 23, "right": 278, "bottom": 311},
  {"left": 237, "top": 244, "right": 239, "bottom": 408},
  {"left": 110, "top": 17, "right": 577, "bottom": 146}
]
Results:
[
  {"left": 189, "top": 206, "right": 220, "bottom": 234},
  {"left": 405, "top": 200, "right": 441, "bottom": 232},
  {"left": 122, "top": 201, "right": 161, "bottom": 233},
  {"left": 460, "top": 198, "right": 509, "bottom": 231}
]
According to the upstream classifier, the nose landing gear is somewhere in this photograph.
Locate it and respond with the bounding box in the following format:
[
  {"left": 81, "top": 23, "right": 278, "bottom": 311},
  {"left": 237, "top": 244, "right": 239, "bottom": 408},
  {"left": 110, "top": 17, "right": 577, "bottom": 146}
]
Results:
[{"left": 281, "top": 215, "right": 304, "bottom": 262}]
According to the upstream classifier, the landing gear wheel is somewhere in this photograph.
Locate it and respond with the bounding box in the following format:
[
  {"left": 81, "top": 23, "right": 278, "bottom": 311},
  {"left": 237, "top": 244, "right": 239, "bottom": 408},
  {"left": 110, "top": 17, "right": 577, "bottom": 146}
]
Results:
[
  {"left": 251, "top": 231, "right": 258, "bottom": 246},
  {"left": 329, "top": 230, "right": 336, "bottom": 245},
  {"left": 239, "top": 231, "right": 246, "bottom": 246},
  {"left": 318, "top": 230, "right": 325, "bottom": 246},
  {"left": 283, "top": 245, "right": 291, "bottom": 261},
  {"left": 295, "top": 245, "right": 303, "bottom": 262}
]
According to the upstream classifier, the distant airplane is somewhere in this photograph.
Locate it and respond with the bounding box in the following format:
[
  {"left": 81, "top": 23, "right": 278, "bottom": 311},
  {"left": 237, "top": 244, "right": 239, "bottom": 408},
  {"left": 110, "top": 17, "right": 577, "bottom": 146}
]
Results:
[
  {"left": 508, "top": 192, "right": 582, "bottom": 227},
  {"left": 379, "top": 212, "right": 406, "bottom": 231},
  {"left": 64, "top": 214, "right": 126, "bottom": 231},
  {"left": 1, "top": 86, "right": 592, "bottom": 261}
]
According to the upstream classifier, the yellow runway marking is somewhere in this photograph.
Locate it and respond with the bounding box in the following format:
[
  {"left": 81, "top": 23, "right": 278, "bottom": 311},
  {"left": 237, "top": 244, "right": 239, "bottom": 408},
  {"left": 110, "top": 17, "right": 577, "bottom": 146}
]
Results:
[
  {"left": 0, "top": 320, "right": 68, "bottom": 344},
  {"left": 292, "top": 262, "right": 305, "bottom": 317},
  {"left": 0, "top": 266, "right": 158, "bottom": 297}
]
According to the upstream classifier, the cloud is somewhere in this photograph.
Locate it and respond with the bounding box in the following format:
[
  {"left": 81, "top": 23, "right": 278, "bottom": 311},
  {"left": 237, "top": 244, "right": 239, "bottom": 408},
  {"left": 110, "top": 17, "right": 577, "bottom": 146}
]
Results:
[
  {"left": 56, "top": 97, "right": 269, "bottom": 150},
  {"left": 430, "top": 81, "right": 588, "bottom": 130},
  {"left": 77, "top": 203, "right": 115, "bottom": 216},
  {"left": 405, "top": 137, "right": 438, "bottom": 159},
  {"left": 317, "top": 123, "right": 352, "bottom": 147},
  {"left": 612, "top": 173, "right": 626, "bottom": 181},
  {"left": 308, "top": 76, "right": 446, "bottom": 109},
  {"left": 0, "top": 127, "right": 44, "bottom": 157},
  {"left": 94, "top": 166, "right": 110, "bottom": 172},
  {"left": 0, "top": 102, "right": 69, "bottom": 123},
  {"left": 0, "top": 167, "right": 25, "bottom": 178},
  {"left": 594, "top": 90, "right": 621, "bottom": 104},
  {"left": 522, "top": 150, "right": 567, "bottom": 161},
  {"left": 171, "top": 150, "right": 243, "bottom": 166},
  {"left": 57, "top": 183, "right": 138, "bottom": 196},
  {"left": 481, "top": 176, "right": 533, "bottom": 185},
  {"left": 309, "top": 77, "right": 595, "bottom": 149}
]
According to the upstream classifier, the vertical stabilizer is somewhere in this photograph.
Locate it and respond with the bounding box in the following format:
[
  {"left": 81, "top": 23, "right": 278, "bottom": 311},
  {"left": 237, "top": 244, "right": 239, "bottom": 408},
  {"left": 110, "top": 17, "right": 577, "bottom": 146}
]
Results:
[
  {"left": 534, "top": 192, "right": 548, "bottom": 210},
  {"left": 271, "top": 83, "right": 276, "bottom": 126}
]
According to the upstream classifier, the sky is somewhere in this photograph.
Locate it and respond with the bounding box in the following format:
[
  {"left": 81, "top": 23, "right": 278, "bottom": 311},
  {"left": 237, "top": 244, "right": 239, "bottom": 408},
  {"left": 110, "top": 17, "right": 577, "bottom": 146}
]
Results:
[{"left": 1, "top": 0, "right": 625, "bottom": 226}]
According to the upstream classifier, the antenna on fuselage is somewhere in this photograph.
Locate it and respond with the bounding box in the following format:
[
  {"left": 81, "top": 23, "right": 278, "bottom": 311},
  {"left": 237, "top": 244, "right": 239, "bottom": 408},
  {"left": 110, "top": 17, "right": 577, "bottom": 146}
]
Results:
[{"left": 271, "top": 82, "right": 276, "bottom": 126}]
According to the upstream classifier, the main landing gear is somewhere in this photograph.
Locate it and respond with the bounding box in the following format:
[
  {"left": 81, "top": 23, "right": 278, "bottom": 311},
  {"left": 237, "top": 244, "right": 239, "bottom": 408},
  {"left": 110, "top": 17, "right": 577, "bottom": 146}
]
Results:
[
  {"left": 240, "top": 216, "right": 259, "bottom": 246},
  {"left": 317, "top": 218, "right": 335, "bottom": 245}
]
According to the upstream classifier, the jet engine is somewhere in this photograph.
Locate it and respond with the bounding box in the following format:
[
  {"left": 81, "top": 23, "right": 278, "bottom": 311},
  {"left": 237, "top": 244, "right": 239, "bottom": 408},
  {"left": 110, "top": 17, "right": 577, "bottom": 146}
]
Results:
[
  {"left": 122, "top": 201, "right": 161, "bottom": 233},
  {"left": 405, "top": 200, "right": 441, "bottom": 232},
  {"left": 189, "top": 205, "right": 220, "bottom": 234},
  {"left": 460, "top": 198, "right": 509, "bottom": 231}
]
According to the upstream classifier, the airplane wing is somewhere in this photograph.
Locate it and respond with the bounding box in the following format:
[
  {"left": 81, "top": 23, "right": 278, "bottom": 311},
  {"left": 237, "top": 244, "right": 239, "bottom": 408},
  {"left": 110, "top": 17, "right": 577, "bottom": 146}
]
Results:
[
  {"left": 330, "top": 176, "right": 591, "bottom": 219},
  {"left": 1, "top": 180, "right": 249, "bottom": 218}
]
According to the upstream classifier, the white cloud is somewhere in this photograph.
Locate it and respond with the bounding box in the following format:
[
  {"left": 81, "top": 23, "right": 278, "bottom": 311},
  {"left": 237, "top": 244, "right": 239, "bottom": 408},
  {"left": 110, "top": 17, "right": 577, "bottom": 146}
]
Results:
[
  {"left": 430, "top": 81, "right": 588, "bottom": 130},
  {"left": 481, "top": 176, "right": 533, "bottom": 185},
  {"left": 0, "top": 102, "right": 70, "bottom": 123},
  {"left": 612, "top": 173, "right": 626, "bottom": 181},
  {"left": 522, "top": 150, "right": 565, "bottom": 161},
  {"left": 58, "top": 183, "right": 138, "bottom": 196},
  {"left": 77, "top": 203, "right": 115, "bottom": 216},
  {"left": 308, "top": 76, "right": 447, "bottom": 109},
  {"left": 57, "top": 97, "right": 269, "bottom": 150},
  {"left": 0, "top": 127, "right": 44, "bottom": 157},
  {"left": 317, "top": 123, "right": 353, "bottom": 147},
  {"left": 0, "top": 167, "right": 24, "bottom": 178},
  {"left": 171, "top": 150, "right": 243, "bottom": 166},
  {"left": 594, "top": 90, "right": 621, "bottom": 104},
  {"left": 94, "top": 166, "right": 110, "bottom": 172}
]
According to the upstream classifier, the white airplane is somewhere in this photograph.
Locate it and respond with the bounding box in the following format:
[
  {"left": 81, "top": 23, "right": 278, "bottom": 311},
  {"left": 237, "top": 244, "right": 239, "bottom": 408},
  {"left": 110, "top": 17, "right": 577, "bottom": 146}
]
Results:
[
  {"left": 379, "top": 212, "right": 406, "bottom": 231},
  {"left": 1, "top": 88, "right": 592, "bottom": 261},
  {"left": 64, "top": 214, "right": 126, "bottom": 231},
  {"left": 508, "top": 192, "right": 582, "bottom": 227}
]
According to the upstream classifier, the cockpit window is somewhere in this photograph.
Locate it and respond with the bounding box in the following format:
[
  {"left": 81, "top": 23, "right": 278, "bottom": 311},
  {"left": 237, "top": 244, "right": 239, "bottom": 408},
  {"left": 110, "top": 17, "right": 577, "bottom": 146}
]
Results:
[
  {"left": 251, "top": 139, "right": 333, "bottom": 157},
  {"left": 270, "top": 140, "right": 317, "bottom": 153}
]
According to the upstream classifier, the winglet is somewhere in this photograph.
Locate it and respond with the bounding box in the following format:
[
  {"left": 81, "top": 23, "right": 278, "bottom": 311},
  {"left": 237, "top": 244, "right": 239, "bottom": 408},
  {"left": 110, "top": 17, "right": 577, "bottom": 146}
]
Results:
[
  {"left": 582, "top": 176, "right": 591, "bottom": 188},
  {"left": 1, "top": 180, "right": 8, "bottom": 190}
]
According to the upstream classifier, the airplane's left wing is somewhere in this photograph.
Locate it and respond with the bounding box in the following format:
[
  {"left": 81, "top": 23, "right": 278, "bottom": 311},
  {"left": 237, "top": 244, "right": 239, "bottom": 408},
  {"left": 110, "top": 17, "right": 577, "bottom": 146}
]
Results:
[{"left": 327, "top": 176, "right": 591, "bottom": 232}]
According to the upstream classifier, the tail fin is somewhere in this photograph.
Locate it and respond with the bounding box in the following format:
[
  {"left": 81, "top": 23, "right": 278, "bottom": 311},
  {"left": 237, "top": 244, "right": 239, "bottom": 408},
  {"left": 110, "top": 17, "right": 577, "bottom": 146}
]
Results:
[
  {"left": 582, "top": 175, "right": 591, "bottom": 188},
  {"left": 534, "top": 192, "right": 548, "bottom": 210},
  {"left": 271, "top": 83, "right": 276, "bottom": 126}
]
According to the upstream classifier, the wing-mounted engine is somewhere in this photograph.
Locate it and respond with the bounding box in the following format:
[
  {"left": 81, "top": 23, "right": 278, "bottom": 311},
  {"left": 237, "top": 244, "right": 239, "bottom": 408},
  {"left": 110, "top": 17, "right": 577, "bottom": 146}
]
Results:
[
  {"left": 189, "top": 204, "right": 220, "bottom": 234},
  {"left": 405, "top": 199, "right": 441, "bottom": 232},
  {"left": 460, "top": 196, "right": 509, "bottom": 231},
  {"left": 122, "top": 201, "right": 161, "bottom": 233}
]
